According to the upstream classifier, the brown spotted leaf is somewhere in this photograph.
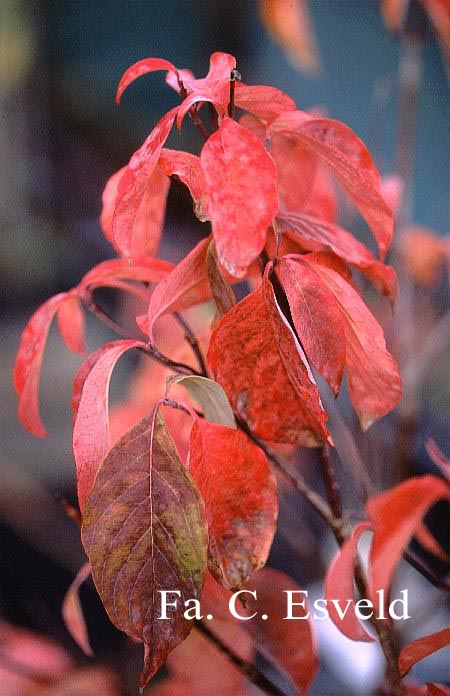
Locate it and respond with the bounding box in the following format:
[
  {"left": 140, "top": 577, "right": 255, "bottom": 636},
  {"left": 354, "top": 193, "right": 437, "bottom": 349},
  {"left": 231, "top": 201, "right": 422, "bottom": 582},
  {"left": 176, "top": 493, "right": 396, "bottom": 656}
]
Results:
[{"left": 81, "top": 408, "right": 208, "bottom": 689}]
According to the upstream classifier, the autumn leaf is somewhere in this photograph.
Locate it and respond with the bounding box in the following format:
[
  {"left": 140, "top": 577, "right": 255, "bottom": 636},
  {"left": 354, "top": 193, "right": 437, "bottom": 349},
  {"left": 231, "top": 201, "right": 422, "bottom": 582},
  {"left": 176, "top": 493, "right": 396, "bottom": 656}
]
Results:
[
  {"left": 399, "top": 626, "right": 450, "bottom": 677},
  {"left": 176, "top": 52, "right": 236, "bottom": 128},
  {"left": 159, "top": 149, "right": 209, "bottom": 221},
  {"left": 278, "top": 212, "right": 398, "bottom": 301},
  {"left": 115, "top": 57, "right": 178, "bottom": 104},
  {"left": 208, "top": 267, "right": 330, "bottom": 446},
  {"left": 270, "top": 132, "right": 319, "bottom": 215},
  {"left": 323, "top": 521, "right": 375, "bottom": 642},
  {"left": 14, "top": 291, "right": 84, "bottom": 437},
  {"left": 146, "top": 237, "right": 212, "bottom": 343},
  {"left": 56, "top": 294, "right": 86, "bottom": 355},
  {"left": 112, "top": 106, "right": 178, "bottom": 261},
  {"left": 81, "top": 407, "right": 208, "bottom": 689},
  {"left": 189, "top": 419, "right": 278, "bottom": 588},
  {"left": 234, "top": 82, "right": 296, "bottom": 122},
  {"left": 426, "top": 438, "right": 450, "bottom": 481},
  {"left": 73, "top": 339, "right": 145, "bottom": 511},
  {"left": 366, "top": 475, "right": 450, "bottom": 601},
  {"left": 270, "top": 112, "right": 394, "bottom": 259},
  {"left": 78, "top": 256, "right": 174, "bottom": 299},
  {"left": 206, "top": 239, "right": 236, "bottom": 324},
  {"left": 280, "top": 255, "right": 347, "bottom": 395},
  {"left": 200, "top": 117, "right": 278, "bottom": 277},
  {"left": 62, "top": 562, "right": 93, "bottom": 656},
  {"left": 244, "top": 568, "right": 318, "bottom": 694},
  {"left": 304, "top": 255, "right": 402, "bottom": 430}
]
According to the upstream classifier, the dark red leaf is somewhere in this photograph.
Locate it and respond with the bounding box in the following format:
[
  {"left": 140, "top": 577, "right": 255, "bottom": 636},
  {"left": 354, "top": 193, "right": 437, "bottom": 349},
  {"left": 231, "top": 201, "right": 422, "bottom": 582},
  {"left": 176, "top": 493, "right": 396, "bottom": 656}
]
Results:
[
  {"left": 200, "top": 117, "right": 278, "bottom": 277},
  {"left": 112, "top": 107, "right": 178, "bottom": 260},
  {"left": 323, "top": 521, "right": 375, "bottom": 642},
  {"left": 189, "top": 419, "right": 278, "bottom": 589},
  {"left": 399, "top": 626, "right": 450, "bottom": 677},
  {"left": 115, "top": 57, "right": 178, "bottom": 104},
  {"left": 244, "top": 568, "right": 318, "bottom": 694},
  {"left": 81, "top": 407, "right": 207, "bottom": 689},
  {"left": 62, "top": 562, "right": 93, "bottom": 656},
  {"left": 271, "top": 112, "right": 394, "bottom": 259},
  {"left": 73, "top": 339, "right": 145, "bottom": 511},
  {"left": 208, "top": 267, "right": 330, "bottom": 446},
  {"left": 280, "top": 255, "right": 346, "bottom": 394},
  {"left": 366, "top": 475, "right": 450, "bottom": 601}
]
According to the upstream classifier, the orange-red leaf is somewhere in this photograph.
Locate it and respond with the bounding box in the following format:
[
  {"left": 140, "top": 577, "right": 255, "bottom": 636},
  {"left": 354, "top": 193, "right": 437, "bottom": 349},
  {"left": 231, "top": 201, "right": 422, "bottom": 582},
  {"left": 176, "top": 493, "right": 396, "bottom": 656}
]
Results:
[
  {"left": 78, "top": 256, "right": 174, "bottom": 297},
  {"left": 200, "top": 117, "right": 278, "bottom": 277},
  {"left": 366, "top": 475, "right": 450, "bottom": 600},
  {"left": 306, "top": 257, "right": 402, "bottom": 429},
  {"left": 56, "top": 294, "right": 86, "bottom": 354},
  {"left": 323, "top": 521, "right": 375, "bottom": 642},
  {"left": 81, "top": 408, "right": 207, "bottom": 689},
  {"left": 189, "top": 419, "right": 278, "bottom": 589},
  {"left": 116, "top": 57, "right": 178, "bottom": 104},
  {"left": 73, "top": 339, "right": 145, "bottom": 511},
  {"left": 112, "top": 106, "right": 178, "bottom": 260},
  {"left": 399, "top": 626, "right": 450, "bottom": 677},
  {"left": 280, "top": 255, "right": 346, "bottom": 394},
  {"left": 278, "top": 212, "right": 398, "bottom": 301},
  {"left": 208, "top": 268, "right": 330, "bottom": 446},
  {"left": 62, "top": 562, "right": 93, "bottom": 656},
  {"left": 271, "top": 112, "right": 394, "bottom": 259},
  {"left": 245, "top": 568, "right": 318, "bottom": 694}
]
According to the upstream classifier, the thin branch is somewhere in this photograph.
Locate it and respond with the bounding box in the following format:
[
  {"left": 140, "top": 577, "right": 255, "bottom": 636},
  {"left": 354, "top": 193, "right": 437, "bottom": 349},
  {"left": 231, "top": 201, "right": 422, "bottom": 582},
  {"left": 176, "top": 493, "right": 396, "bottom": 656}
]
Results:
[
  {"left": 319, "top": 445, "right": 343, "bottom": 520},
  {"left": 173, "top": 312, "right": 209, "bottom": 377},
  {"left": 228, "top": 69, "right": 241, "bottom": 119},
  {"left": 196, "top": 621, "right": 288, "bottom": 696},
  {"left": 83, "top": 297, "right": 200, "bottom": 376},
  {"left": 404, "top": 550, "right": 450, "bottom": 594}
]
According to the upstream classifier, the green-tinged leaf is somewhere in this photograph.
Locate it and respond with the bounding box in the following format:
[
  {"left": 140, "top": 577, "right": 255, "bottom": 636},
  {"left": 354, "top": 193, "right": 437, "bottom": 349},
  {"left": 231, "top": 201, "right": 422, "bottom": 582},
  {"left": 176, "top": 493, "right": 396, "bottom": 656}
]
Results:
[
  {"left": 168, "top": 375, "right": 236, "bottom": 428},
  {"left": 81, "top": 408, "right": 208, "bottom": 689}
]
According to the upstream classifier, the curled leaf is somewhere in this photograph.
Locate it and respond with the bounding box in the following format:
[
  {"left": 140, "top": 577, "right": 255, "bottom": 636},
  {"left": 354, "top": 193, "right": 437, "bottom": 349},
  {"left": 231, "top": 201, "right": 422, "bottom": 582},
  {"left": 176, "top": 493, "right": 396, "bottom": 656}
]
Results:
[
  {"left": 399, "top": 626, "right": 450, "bottom": 677},
  {"left": 62, "top": 562, "right": 93, "bottom": 656},
  {"left": 168, "top": 375, "right": 236, "bottom": 428}
]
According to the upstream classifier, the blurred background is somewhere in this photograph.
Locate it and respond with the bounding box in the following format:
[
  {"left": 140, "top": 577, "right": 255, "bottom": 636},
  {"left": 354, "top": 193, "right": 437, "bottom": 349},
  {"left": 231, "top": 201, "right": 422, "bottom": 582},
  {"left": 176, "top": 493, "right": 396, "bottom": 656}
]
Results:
[{"left": 1, "top": 1, "right": 449, "bottom": 694}]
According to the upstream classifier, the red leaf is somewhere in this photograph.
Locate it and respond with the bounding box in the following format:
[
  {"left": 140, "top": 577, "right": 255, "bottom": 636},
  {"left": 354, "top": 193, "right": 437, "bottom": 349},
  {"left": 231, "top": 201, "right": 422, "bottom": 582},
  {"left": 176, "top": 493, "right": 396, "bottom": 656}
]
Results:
[
  {"left": 56, "top": 294, "right": 86, "bottom": 354},
  {"left": 426, "top": 438, "right": 450, "bottom": 482},
  {"left": 399, "top": 626, "right": 450, "bottom": 677},
  {"left": 78, "top": 256, "right": 173, "bottom": 298},
  {"left": 176, "top": 52, "right": 236, "bottom": 128},
  {"left": 147, "top": 237, "right": 211, "bottom": 343},
  {"left": 14, "top": 292, "right": 74, "bottom": 437},
  {"left": 208, "top": 267, "right": 330, "bottom": 446},
  {"left": 366, "top": 475, "right": 450, "bottom": 600},
  {"left": 62, "top": 562, "right": 93, "bottom": 656},
  {"left": 323, "top": 521, "right": 375, "bottom": 642},
  {"left": 73, "top": 339, "right": 145, "bottom": 511},
  {"left": 112, "top": 106, "right": 178, "bottom": 260},
  {"left": 280, "top": 255, "right": 346, "bottom": 394},
  {"left": 270, "top": 132, "right": 319, "bottom": 215},
  {"left": 245, "top": 568, "right": 318, "bottom": 694},
  {"left": 189, "top": 419, "right": 278, "bottom": 589},
  {"left": 306, "top": 257, "right": 402, "bottom": 429},
  {"left": 234, "top": 82, "right": 296, "bottom": 121},
  {"left": 271, "top": 112, "right": 394, "bottom": 259},
  {"left": 278, "top": 212, "right": 398, "bottom": 301},
  {"left": 115, "top": 57, "right": 178, "bottom": 104},
  {"left": 159, "top": 149, "right": 209, "bottom": 221},
  {"left": 81, "top": 407, "right": 208, "bottom": 689},
  {"left": 200, "top": 117, "right": 278, "bottom": 277},
  {"left": 427, "top": 685, "right": 450, "bottom": 696},
  {"left": 414, "top": 522, "right": 449, "bottom": 562}
]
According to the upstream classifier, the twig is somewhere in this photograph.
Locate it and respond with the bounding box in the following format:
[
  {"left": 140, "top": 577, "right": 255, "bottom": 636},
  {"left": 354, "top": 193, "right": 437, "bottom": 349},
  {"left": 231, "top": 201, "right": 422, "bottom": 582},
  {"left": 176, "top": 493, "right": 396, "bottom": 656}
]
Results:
[
  {"left": 196, "top": 621, "right": 288, "bottom": 696},
  {"left": 404, "top": 549, "right": 450, "bottom": 594},
  {"left": 173, "top": 312, "right": 209, "bottom": 377},
  {"left": 228, "top": 69, "right": 241, "bottom": 119},
  {"left": 83, "top": 297, "right": 200, "bottom": 376},
  {"left": 319, "top": 444, "right": 343, "bottom": 520}
]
